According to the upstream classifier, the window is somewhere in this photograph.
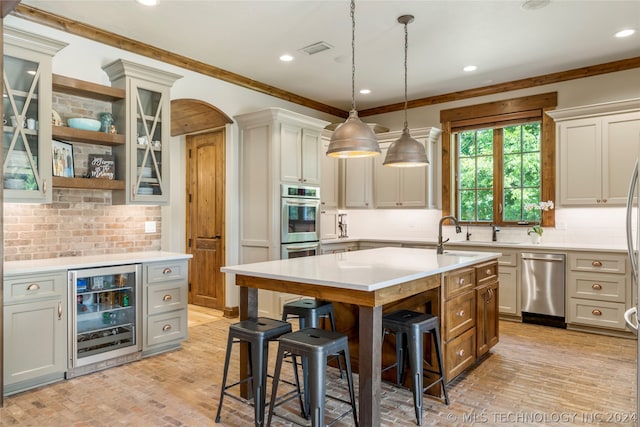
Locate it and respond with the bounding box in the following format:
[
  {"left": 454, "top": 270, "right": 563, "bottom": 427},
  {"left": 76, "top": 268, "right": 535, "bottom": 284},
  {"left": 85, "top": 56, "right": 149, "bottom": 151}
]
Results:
[
  {"left": 441, "top": 93, "right": 557, "bottom": 227},
  {"left": 457, "top": 122, "right": 542, "bottom": 224}
]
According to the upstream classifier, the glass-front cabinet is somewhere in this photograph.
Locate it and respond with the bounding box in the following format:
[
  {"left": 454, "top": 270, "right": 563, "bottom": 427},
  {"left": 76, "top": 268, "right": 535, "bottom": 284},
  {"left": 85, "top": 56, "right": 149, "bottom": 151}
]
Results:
[
  {"left": 103, "top": 59, "right": 181, "bottom": 205},
  {"left": 3, "top": 27, "right": 67, "bottom": 203},
  {"left": 68, "top": 264, "right": 141, "bottom": 378}
]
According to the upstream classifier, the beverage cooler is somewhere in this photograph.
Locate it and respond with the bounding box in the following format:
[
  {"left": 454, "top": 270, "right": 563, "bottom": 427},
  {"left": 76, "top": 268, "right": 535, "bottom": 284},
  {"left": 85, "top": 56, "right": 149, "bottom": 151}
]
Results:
[{"left": 67, "top": 264, "right": 141, "bottom": 378}]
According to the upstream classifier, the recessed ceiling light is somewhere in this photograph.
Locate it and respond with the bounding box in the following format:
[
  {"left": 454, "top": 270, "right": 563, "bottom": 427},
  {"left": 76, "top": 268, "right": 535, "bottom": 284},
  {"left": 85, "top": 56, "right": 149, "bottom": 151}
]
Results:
[
  {"left": 360, "top": 89, "right": 371, "bottom": 95},
  {"left": 463, "top": 65, "right": 478, "bottom": 72},
  {"left": 521, "top": 0, "right": 550, "bottom": 11},
  {"left": 279, "top": 54, "right": 294, "bottom": 62},
  {"left": 615, "top": 29, "right": 636, "bottom": 38},
  {"left": 136, "top": 0, "right": 158, "bottom": 6}
]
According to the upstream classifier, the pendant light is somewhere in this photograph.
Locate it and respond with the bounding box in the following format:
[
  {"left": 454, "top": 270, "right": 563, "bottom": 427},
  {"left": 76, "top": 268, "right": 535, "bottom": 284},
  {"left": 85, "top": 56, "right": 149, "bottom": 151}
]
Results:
[
  {"left": 326, "top": 0, "right": 380, "bottom": 158},
  {"left": 383, "top": 15, "right": 429, "bottom": 167}
]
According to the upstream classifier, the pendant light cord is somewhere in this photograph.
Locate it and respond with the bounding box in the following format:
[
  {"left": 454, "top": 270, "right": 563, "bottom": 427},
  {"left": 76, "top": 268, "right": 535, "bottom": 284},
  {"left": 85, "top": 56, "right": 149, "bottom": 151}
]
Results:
[
  {"left": 402, "top": 19, "right": 409, "bottom": 130},
  {"left": 351, "top": 0, "right": 356, "bottom": 111}
]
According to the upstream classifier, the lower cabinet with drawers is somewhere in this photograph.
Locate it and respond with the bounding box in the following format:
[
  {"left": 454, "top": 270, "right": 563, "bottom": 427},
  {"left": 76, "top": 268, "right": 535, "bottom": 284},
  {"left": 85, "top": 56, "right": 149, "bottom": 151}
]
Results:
[
  {"left": 566, "top": 251, "right": 630, "bottom": 333},
  {"left": 142, "top": 260, "right": 189, "bottom": 357}
]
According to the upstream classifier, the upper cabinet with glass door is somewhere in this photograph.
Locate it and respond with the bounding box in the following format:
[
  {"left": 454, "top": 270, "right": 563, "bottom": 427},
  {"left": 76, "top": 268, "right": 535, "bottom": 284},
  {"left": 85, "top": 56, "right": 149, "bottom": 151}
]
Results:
[
  {"left": 3, "top": 28, "right": 67, "bottom": 203},
  {"left": 103, "top": 59, "right": 182, "bottom": 205}
]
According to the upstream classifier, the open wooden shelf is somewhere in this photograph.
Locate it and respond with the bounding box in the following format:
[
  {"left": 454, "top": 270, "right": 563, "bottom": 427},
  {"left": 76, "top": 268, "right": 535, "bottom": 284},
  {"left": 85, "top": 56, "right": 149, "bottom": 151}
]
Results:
[
  {"left": 52, "top": 176, "right": 125, "bottom": 190},
  {"left": 52, "top": 126, "right": 125, "bottom": 146},
  {"left": 52, "top": 74, "right": 125, "bottom": 102}
]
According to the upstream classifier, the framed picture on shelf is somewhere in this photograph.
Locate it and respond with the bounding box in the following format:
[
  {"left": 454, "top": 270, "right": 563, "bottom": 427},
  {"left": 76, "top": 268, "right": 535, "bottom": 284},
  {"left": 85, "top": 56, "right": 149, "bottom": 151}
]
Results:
[{"left": 52, "top": 140, "right": 74, "bottom": 178}]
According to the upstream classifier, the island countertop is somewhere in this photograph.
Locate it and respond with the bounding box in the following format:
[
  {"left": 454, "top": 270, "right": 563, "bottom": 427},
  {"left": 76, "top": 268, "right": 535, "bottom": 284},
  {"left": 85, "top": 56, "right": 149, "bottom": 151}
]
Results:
[{"left": 221, "top": 247, "right": 501, "bottom": 292}]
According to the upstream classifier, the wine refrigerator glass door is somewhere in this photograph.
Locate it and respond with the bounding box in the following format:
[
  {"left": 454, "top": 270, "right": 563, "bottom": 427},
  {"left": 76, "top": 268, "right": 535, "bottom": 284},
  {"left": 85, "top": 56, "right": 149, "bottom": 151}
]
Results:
[{"left": 68, "top": 264, "right": 141, "bottom": 375}]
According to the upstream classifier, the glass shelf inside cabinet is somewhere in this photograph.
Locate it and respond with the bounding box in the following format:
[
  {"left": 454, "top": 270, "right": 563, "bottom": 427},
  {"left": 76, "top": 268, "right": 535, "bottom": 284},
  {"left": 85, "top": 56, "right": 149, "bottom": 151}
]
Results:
[
  {"left": 134, "top": 86, "right": 165, "bottom": 196},
  {"left": 3, "top": 55, "right": 43, "bottom": 192}
]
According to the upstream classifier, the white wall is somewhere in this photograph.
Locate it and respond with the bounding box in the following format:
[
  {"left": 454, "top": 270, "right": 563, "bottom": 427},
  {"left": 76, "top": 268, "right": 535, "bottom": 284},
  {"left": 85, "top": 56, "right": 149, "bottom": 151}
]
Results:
[{"left": 5, "top": 16, "right": 640, "bottom": 308}]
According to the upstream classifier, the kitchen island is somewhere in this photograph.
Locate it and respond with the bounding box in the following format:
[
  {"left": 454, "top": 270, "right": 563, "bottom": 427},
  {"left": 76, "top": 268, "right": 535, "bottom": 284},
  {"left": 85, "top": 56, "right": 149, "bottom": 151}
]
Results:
[{"left": 221, "top": 247, "right": 501, "bottom": 426}]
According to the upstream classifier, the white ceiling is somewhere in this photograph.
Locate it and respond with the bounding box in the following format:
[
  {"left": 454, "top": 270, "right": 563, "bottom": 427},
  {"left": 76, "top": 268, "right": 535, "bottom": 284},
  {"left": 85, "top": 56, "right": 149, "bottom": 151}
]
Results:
[{"left": 19, "top": 0, "right": 640, "bottom": 112}]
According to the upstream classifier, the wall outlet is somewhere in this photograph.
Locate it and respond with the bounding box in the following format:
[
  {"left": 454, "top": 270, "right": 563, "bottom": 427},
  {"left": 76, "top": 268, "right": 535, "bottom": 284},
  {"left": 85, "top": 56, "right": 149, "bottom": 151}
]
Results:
[{"left": 144, "top": 221, "right": 156, "bottom": 233}]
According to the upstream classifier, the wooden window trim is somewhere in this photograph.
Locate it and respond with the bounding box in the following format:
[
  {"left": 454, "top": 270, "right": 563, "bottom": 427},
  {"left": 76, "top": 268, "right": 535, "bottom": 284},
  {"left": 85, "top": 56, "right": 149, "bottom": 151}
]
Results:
[{"left": 441, "top": 92, "right": 557, "bottom": 227}]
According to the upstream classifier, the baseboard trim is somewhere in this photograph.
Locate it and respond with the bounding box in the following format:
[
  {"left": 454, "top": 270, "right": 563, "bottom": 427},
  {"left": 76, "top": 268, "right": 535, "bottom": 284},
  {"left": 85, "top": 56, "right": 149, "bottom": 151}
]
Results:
[{"left": 223, "top": 306, "right": 239, "bottom": 318}]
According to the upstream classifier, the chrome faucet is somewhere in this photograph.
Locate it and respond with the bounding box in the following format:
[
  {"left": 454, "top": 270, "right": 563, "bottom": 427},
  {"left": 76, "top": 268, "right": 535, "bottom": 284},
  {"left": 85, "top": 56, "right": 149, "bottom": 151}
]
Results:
[
  {"left": 491, "top": 223, "right": 500, "bottom": 242},
  {"left": 437, "top": 215, "right": 462, "bottom": 254}
]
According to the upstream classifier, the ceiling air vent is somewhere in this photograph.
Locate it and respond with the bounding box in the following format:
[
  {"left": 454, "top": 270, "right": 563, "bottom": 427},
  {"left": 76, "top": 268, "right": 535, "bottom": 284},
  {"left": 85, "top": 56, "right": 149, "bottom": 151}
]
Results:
[{"left": 298, "top": 41, "right": 333, "bottom": 56}]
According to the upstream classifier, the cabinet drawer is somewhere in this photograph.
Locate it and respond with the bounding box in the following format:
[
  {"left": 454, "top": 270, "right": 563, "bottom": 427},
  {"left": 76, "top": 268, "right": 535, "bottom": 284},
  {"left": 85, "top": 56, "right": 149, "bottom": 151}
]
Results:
[
  {"left": 567, "top": 272, "right": 627, "bottom": 303},
  {"left": 146, "top": 310, "right": 187, "bottom": 347},
  {"left": 444, "top": 290, "right": 476, "bottom": 341},
  {"left": 147, "top": 282, "right": 187, "bottom": 315},
  {"left": 476, "top": 261, "right": 498, "bottom": 284},
  {"left": 145, "top": 260, "right": 188, "bottom": 284},
  {"left": 498, "top": 251, "right": 517, "bottom": 267},
  {"left": 567, "top": 298, "right": 627, "bottom": 330},
  {"left": 444, "top": 326, "right": 476, "bottom": 382},
  {"left": 4, "top": 272, "right": 66, "bottom": 302},
  {"left": 569, "top": 252, "right": 626, "bottom": 274},
  {"left": 444, "top": 268, "right": 475, "bottom": 299}
]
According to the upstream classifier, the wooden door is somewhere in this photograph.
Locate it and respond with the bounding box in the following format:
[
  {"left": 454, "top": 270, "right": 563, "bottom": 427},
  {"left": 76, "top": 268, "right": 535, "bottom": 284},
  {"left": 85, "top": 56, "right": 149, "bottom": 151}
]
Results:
[{"left": 186, "top": 130, "right": 225, "bottom": 309}]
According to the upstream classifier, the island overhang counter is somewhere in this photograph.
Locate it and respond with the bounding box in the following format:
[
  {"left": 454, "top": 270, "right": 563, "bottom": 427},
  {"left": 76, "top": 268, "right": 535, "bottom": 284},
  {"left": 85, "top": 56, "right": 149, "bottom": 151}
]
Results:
[{"left": 221, "top": 247, "right": 501, "bottom": 427}]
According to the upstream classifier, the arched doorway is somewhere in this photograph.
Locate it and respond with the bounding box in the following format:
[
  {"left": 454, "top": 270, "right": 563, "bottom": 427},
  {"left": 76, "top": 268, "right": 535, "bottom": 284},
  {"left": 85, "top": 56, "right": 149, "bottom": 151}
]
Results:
[{"left": 171, "top": 99, "right": 232, "bottom": 311}]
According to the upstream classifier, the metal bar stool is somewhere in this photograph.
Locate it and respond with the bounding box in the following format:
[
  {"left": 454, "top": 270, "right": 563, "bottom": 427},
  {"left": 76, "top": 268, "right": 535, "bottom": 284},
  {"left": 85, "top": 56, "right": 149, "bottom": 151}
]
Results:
[
  {"left": 215, "top": 317, "right": 295, "bottom": 427},
  {"left": 282, "top": 299, "right": 345, "bottom": 416},
  {"left": 382, "top": 310, "right": 449, "bottom": 426},
  {"left": 267, "top": 328, "right": 358, "bottom": 427}
]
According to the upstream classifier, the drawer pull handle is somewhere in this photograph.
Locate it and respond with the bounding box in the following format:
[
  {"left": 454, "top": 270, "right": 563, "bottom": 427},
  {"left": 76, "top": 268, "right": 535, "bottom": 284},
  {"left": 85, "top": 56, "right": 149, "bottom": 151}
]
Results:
[
  {"left": 592, "top": 261, "right": 603, "bottom": 267},
  {"left": 592, "top": 283, "right": 602, "bottom": 290},
  {"left": 162, "top": 324, "right": 172, "bottom": 332},
  {"left": 26, "top": 283, "right": 40, "bottom": 291},
  {"left": 486, "top": 268, "right": 492, "bottom": 275},
  {"left": 162, "top": 268, "right": 173, "bottom": 275},
  {"left": 592, "top": 309, "right": 602, "bottom": 316},
  {"left": 58, "top": 301, "right": 63, "bottom": 320},
  {"left": 458, "top": 278, "right": 466, "bottom": 285},
  {"left": 457, "top": 349, "right": 465, "bottom": 357},
  {"left": 456, "top": 310, "right": 465, "bottom": 317},
  {"left": 163, "top": 294, "right": 173, "bottom": 301}
]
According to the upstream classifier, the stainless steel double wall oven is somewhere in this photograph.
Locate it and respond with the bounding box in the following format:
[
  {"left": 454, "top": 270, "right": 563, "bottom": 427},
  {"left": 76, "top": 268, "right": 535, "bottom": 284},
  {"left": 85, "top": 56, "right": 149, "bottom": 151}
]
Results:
[{"left": 281, "top": 184, "right": 320, "bottom": 259}]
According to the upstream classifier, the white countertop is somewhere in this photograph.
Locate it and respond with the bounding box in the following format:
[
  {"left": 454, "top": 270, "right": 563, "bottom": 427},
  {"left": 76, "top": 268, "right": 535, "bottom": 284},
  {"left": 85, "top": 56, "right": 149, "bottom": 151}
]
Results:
[
  {"left": 222, "top": 247, "right": 500, "bottom": 292},
  {"left": 4, "top": 251, "right": 192, "bottom": 275},
  {"left": 321, "top": 236, "right": 627, "bottom": 253}
]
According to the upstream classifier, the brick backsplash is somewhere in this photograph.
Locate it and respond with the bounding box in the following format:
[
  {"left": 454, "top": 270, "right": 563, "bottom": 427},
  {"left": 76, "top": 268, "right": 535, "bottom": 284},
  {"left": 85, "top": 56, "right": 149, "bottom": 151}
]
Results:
[{"left": 3, "top": 189, "right": 162, "bottom": 261}]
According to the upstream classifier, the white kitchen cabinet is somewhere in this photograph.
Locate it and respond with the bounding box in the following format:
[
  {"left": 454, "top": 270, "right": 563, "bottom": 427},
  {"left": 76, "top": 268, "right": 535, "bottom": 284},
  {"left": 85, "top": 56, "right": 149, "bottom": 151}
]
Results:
[
  {"left": 344, "top": 156, "right": 373, "bottom": 208},
  {"left": 281, "top": 123, "right": 322, "bottom": 185},
  {"left": 3, "top": 27, "right": 67, "bottom": 203},
  {"left": 142, "top": 260, "right": 189, "bottom": 357},
  {"left": 103, "top": 59, "right": 182, "bottom": 205},
  {"left": 548, "top": 100, "right": 640, "bottom": 206},
  {"left": 235, "top": 108, "right": 329, "bottom": 317},
  {"left": 566, "top": 251, "right": 630, "bottom": 332},
  {"left": 4, "top": 271, "right": 67, "bottom": 396},
  {"left": 373, "top": 127, "right": 441, "bottom": 208},
  {"left": 320, "top": 135, "right": 340, "bottom": 210}
]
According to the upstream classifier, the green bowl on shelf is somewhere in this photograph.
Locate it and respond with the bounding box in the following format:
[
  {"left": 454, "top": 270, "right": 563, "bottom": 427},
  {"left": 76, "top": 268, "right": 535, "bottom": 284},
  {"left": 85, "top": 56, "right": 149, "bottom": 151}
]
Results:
[{"left": 68, "top": 118, "right": 101, "bottom": 131}]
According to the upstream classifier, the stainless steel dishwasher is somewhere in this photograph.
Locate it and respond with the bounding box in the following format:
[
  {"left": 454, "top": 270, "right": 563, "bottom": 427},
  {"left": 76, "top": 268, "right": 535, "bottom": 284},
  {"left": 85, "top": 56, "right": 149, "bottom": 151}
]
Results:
[{"left": 521, "top": 252, "right": 566, "bottom": 328}]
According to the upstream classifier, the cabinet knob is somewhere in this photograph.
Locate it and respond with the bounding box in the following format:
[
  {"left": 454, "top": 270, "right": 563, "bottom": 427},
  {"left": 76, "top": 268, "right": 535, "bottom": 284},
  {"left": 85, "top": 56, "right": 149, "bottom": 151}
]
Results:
[
  {"left": 162, "top": 268, "right": 173, "bottom": 275},
  {"left": 456, "top": 310, "right": 465, "bottom": 317},
  {"left": 486, "top": 268, "right": 492, "bottom": 275},
  {"left": 27, "top": 283, "right": 41, "bottom": 291},
  {"left": 592, "top": 260, "right": 603, "bottom": 267},
  {"left": 457, "top": 349, "right": 465, "bottom": 357},
  {"left": 603, "top": 199, "right": 607, "bottom": 203},
  {"left": 458, "top": 278, "right": 466, "bottom": 285},
  {"left": 162, "top": 294, "right": 173, "bottom": 301},
  {"left": 597, "top": 199, "right": 601, "bottom": 203},
  {"left": 592, "top": 309, "right": 602, "bottom": 316},
  {"left": 592, "top": 283, "right": 602, "bottom": 290},
  {"left": 162, "top": 324, "right": 172, "bottom": 332}
]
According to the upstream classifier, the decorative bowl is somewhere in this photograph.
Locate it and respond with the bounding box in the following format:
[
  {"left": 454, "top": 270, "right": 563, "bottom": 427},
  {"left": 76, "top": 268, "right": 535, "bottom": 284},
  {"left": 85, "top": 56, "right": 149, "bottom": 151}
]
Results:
[{"left": 68, "top": 118, "right": 101, "bottom": 131}]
